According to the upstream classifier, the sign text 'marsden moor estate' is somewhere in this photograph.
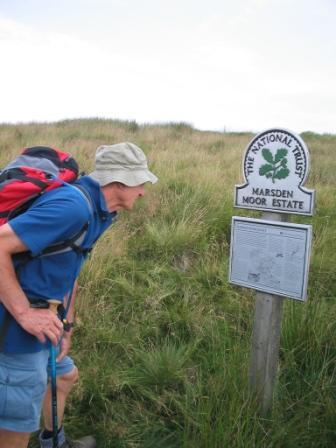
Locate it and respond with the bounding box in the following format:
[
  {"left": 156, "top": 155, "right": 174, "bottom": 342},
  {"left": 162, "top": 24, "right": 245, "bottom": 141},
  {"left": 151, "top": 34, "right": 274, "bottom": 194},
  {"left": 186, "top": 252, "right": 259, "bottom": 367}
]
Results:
[{"left": 235, "top": 129, "right": 315, "bottom": 215}]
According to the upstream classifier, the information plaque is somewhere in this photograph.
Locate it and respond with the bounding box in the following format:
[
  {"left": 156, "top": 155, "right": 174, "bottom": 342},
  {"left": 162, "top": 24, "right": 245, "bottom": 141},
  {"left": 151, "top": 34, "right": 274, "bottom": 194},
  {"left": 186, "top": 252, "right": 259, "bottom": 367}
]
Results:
[{"left": 229, "top": 217, "right": 312, "bottom": 301}]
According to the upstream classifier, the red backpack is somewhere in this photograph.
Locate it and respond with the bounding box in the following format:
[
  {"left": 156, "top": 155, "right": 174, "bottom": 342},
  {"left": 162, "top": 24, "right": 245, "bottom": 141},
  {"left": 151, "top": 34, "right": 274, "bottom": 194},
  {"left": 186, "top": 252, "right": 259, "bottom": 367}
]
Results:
[
  {"left": 0, "top": 146, "right": 79, "bottom": 225},
  {"left": 0, "top": 145, "right": 93, "bottom": 261}
]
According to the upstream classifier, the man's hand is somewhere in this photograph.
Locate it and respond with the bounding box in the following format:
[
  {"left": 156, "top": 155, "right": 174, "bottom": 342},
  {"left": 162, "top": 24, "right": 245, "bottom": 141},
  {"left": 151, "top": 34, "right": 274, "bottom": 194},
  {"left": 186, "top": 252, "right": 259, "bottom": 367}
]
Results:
[
  {"left": 56, "top": 331, "right": 72, "bottom": 362},
  {"left": 16, "top": 308, "right": 64, "bottom": 346},
  {"left": 0, "top": 224, "right": 63, "bottom": 347}
]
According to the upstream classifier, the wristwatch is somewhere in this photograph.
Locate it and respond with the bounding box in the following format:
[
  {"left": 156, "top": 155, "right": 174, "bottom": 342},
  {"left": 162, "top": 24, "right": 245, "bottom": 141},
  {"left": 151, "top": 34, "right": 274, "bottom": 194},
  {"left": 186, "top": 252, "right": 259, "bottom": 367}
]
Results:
[{"left": 63, "top": 320, "right": 74, "bottom": 332}]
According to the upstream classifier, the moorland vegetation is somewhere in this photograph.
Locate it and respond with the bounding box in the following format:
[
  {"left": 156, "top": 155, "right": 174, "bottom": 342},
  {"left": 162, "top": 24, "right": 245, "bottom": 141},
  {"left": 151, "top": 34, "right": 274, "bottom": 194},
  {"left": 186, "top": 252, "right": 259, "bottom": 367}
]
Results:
[{"left": 0, "top": 119, "right": 335, "bottom": 447}]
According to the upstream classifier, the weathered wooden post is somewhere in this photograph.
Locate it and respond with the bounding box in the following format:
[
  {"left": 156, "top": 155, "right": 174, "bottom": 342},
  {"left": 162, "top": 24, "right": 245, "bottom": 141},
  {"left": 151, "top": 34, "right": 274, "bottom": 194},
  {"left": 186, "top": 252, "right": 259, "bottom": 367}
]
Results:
[
  {"left": 249, "top": 210, "right": 286, "bottom": 415},
  {"left": 229, "top": 128, "right": 315, "bottom": 414}
]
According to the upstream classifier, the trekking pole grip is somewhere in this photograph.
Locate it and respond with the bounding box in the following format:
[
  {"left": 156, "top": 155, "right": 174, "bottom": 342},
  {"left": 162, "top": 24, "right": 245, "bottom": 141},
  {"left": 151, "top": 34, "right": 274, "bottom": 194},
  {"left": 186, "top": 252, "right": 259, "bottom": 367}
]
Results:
[{"left": 48, "top": 299, "right": 61, "bottom": 315}]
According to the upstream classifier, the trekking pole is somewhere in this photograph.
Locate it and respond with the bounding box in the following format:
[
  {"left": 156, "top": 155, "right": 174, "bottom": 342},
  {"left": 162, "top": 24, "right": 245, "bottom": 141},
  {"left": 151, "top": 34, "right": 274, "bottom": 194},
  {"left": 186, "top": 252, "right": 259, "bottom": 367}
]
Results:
[{"left": 48, "top": 299, "right": 62, "bottom": 448}]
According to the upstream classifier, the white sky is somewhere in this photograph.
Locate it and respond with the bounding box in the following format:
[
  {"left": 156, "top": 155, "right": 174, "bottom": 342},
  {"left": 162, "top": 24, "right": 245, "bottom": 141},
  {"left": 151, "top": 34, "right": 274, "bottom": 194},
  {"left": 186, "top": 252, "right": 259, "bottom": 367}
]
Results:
[{"left": 0, "top": 0, "right": 335, "bottom": 133}]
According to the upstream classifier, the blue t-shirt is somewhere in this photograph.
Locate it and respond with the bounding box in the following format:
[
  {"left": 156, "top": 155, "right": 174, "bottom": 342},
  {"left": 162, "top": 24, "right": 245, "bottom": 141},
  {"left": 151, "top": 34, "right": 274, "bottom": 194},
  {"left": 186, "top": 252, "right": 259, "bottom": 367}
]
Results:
[{"left": 0, "top": 176, "right": 116, "bottom": 354}]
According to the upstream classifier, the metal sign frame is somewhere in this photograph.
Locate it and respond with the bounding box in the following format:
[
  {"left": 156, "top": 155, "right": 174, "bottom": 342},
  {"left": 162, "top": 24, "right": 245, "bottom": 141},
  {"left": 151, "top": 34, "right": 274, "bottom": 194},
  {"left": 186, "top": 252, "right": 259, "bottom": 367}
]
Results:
[{"left": 229, "top": 216, "right": 312, "bottom": 301}]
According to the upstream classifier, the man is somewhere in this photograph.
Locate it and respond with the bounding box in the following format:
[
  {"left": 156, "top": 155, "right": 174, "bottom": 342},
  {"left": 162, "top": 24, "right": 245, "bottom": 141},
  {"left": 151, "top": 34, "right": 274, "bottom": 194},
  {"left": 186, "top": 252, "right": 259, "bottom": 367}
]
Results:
[{"left": 0, "top": 142, "right": 158, "bottom": 448}]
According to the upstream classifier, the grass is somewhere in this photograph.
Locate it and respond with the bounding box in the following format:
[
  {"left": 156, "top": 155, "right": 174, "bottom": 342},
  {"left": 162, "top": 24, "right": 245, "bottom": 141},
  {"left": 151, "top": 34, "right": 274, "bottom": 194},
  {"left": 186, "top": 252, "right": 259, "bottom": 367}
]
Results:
[{"left": 0, "top": 119, "right": 335, "bottom": 447}]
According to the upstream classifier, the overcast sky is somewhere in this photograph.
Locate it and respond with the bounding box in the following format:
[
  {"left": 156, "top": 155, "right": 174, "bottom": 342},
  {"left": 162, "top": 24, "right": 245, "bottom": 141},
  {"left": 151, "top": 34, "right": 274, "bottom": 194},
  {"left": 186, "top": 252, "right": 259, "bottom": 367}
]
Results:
[{"left": 0, "top": 0, "right": 335, "bottom": 133}]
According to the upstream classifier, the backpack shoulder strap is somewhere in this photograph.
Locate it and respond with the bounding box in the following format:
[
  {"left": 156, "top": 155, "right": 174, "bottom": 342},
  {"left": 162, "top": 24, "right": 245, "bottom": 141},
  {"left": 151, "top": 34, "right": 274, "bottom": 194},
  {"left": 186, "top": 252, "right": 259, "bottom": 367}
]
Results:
[
  {"left": 40, "top": 183, "right": 95, "bottom": 257},
  {"left": 17, "top": 184, "right": 95, "bottom": 262},
  {"left": 70, "top": 183, "right": 94, "bottom": 216}
]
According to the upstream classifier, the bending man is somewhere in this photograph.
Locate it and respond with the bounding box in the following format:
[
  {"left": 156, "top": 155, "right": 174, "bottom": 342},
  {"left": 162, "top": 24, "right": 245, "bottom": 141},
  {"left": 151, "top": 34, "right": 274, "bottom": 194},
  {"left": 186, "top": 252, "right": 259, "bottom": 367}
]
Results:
[{"left": 0, "top": 142, "right": 158, "bottom": 448}]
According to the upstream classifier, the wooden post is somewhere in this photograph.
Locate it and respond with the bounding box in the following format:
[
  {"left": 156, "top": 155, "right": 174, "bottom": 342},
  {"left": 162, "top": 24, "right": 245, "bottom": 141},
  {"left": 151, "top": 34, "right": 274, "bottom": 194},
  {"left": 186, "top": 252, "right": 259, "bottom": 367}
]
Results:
[{"left": 248, "top": 212, "right": 288, "bottom": 415}]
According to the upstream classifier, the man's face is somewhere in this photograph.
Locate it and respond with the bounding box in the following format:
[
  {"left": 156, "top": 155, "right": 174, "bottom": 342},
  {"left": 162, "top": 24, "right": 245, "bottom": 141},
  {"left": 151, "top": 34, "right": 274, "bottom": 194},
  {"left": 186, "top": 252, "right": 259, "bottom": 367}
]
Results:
[
  {"left": 119, "top": 184, "right": 146, "bottom": 210},
  {"left": 102, "top": 182, "right": 146, "bottom": 212}
]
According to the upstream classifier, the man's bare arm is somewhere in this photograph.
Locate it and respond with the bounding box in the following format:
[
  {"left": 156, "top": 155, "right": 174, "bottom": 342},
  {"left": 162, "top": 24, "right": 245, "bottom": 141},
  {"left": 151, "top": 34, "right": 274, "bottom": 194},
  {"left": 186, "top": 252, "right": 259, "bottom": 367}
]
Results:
[
  {"left": 64, "top": 280, "right": 78, "bottom": 325},
  {"left": 57, "top": 280, "right": 78, "bottom": 361},
  {"left": 0, "top": 223, "right": 63, "bottom": 345}
]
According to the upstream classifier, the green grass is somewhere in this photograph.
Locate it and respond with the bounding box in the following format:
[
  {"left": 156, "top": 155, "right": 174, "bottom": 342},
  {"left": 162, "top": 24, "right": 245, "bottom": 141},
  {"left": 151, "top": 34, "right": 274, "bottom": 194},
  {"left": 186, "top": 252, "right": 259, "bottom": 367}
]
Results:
[{"left": 1, "top": 119, "right": 335, "bottom": 447}]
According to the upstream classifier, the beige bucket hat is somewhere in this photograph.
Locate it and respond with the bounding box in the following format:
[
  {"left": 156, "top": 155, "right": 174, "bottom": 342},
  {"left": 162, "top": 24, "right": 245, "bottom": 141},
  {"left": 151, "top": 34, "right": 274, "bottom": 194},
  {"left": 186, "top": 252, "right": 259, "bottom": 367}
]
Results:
[{"left": 89, "top": 142, "right": 158, "bottom": 187}]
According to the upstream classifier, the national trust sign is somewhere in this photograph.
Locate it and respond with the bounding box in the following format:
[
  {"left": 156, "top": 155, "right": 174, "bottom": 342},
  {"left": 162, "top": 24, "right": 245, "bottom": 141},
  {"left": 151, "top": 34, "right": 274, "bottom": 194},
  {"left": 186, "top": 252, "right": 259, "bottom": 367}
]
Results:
[{"left": 235, "top": 128, "right": 315, "bottom": 215}]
